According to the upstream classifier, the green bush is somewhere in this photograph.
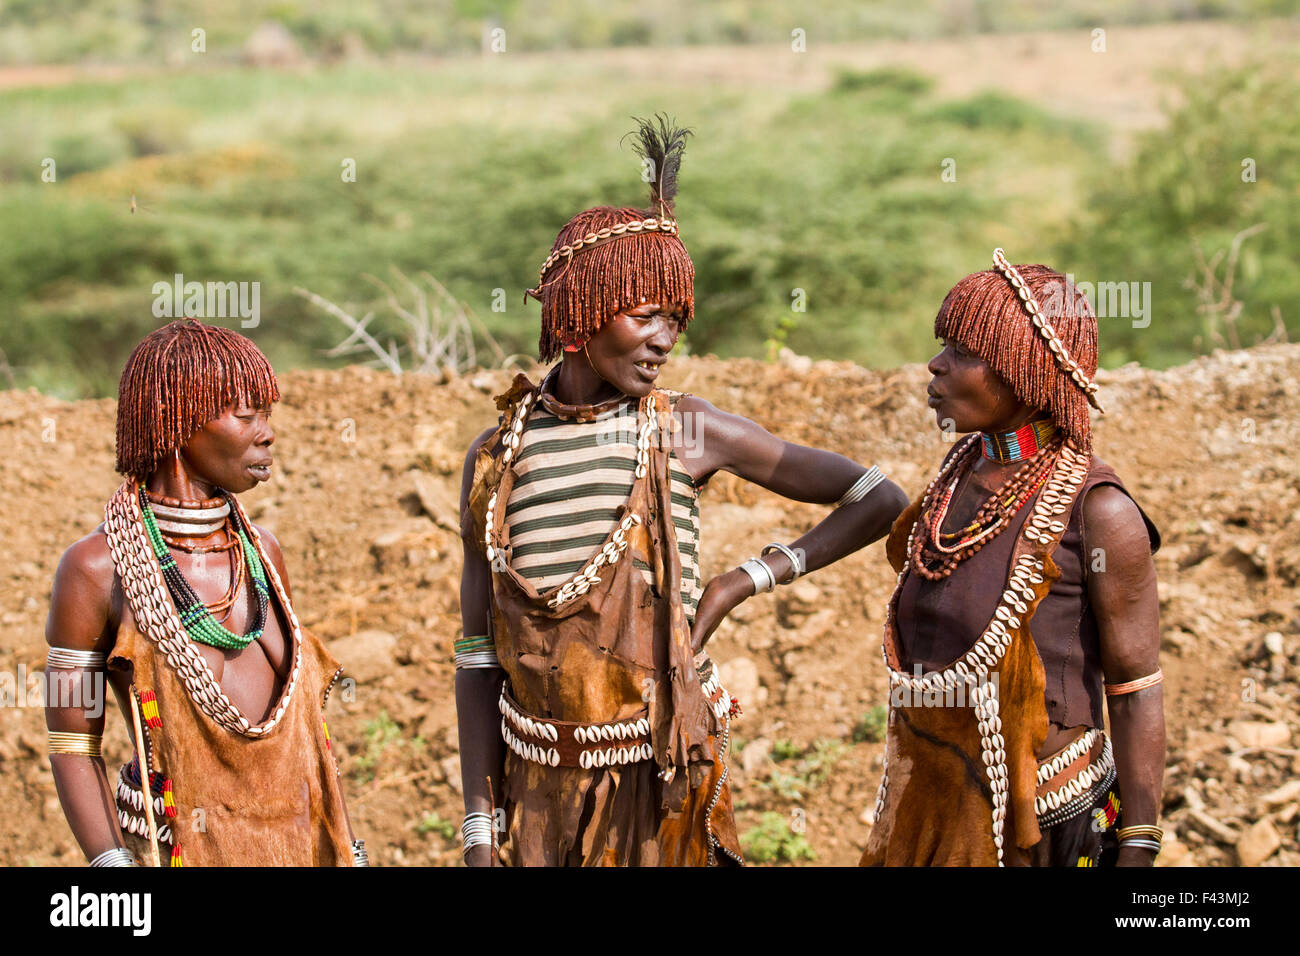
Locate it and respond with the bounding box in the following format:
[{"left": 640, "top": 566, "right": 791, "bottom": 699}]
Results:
[
  {"left": 832, "top": 67, "right": 935, "bottom": 97},
  {"left": 3, "top": 55, "right": 1294, "bottom": 398}
]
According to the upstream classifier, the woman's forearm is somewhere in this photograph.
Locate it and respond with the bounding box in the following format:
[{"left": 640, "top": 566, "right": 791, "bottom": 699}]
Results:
[
  {"left": 50, "top": 754, "right": 129, "bottom": 862},
  {"left": 1107, "top": 687, "right": 1166, "bottom": 863},
  {"left": 1107, "top": 688, "right": 1165, "bottom": 820},
  {"left": 455, "top": 668, "right": 507, "bottom": 816},
  {"left": 761, "top": 479, "right": 909, "bottom": 583}
]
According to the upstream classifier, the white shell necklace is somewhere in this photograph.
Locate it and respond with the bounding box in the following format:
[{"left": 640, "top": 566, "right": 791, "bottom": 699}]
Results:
[{"left": 483, "top": 381, "right": 658, "bottom": 610}]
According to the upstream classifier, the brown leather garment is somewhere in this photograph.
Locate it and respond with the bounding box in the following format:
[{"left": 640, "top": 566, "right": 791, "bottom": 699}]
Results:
[
  {"left": 894, "top": 455, "right": 1160, "bottom": 729},
  {"left": 110, "top": 606, "right": 354, "bottom": 867},
  {"left": 466, "top": 373, "right": 743, "bottom": 866},
  {"left": 864, "top": 443, "right": 1097, "bottom": 866}
]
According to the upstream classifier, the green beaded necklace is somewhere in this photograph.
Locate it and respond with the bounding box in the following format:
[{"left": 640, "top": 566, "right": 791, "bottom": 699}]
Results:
[{"left": 139, "top": 487, "right": 270, "bottom": 651}]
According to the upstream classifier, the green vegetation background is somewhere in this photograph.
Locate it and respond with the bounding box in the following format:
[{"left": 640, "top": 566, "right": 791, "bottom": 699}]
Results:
[{"left": 1, "top": 2, "right": 1297, "bottom": 397}]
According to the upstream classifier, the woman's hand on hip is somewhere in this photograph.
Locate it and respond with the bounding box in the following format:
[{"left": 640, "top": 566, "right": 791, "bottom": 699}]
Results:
[{"left": 690, "top": 568, "right": 753, "bottom": 654}]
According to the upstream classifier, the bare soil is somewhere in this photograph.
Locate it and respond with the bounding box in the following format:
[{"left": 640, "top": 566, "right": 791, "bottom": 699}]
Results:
[{"left": 2, "top": 344, "right": 1298, "bottom": 866}]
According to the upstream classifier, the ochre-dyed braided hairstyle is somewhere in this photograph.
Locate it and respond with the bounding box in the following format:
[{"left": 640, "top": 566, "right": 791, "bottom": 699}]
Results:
[
  {"left": 116, "top": 319, "right": 280, "bottom": 481},
  {"left": 527, "top": 114, "right": 696, "bottom": 362},
  {"left": 935, "top": 263, "right": 1099, "bottom": 452}
]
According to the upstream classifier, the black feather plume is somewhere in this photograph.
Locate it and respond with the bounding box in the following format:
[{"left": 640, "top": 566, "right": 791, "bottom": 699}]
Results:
[{"left": 622, "top": 113, "right": 694, "bottom": 217}]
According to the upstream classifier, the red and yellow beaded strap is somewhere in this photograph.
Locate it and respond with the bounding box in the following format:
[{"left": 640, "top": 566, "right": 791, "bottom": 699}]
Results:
[{"left": 140, "top": 689, "right": 162, "bottom": 729}]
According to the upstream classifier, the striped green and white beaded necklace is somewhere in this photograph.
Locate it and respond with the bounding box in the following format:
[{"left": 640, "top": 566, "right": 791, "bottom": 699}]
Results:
[{"left": 138, "top": 486, "right": 270, "bottom": 651}]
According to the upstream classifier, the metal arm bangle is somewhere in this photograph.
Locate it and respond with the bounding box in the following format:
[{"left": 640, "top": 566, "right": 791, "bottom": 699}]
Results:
[
  {"left": 48, "top": 731, "right": 103, "bottom": 757},
  {"left": 462, "top": 811, "right": 496, "bottom": 857},
  {"left": 46, "top": 647, "right": 107, "bottom": 669},
  {"left": 88, "top": 847, "right": 136, "bottom": 867},
  {"left": 1116, "top": 824, "right": 1164, "bottom": 843},
  {"left": 761, "top": 543, "right": 804, "bottom": 583},
  {"left": 1118, "top": 837, "right": 1162, "bottom": 854},
  {"left": 1104, "top": 669, "right": 1163, "bottom": 696},
  {"left": 739, "top": 557, "right": 776, "bottom": 595},
  {"left": 454, "top": 634, "right": 502, "bottom": 670},
  {"left": 351, "top": 839, "right": 370, "bottom": 867},
  {"left": 836, "top": 466, "right": 885, "bottom": 509}
]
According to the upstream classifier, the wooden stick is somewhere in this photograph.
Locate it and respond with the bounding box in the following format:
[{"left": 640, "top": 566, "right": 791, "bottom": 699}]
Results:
[{"left": 129, "top": 689, "right": 162, "bottom": 868}]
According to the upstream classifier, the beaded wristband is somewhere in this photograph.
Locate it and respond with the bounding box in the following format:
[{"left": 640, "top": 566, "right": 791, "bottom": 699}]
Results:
[
  {"left": 761, "top": 543, "right": 804, "bottom": 583},
  {"left": 88, "top": 847, "right": 136, "bottom": 868}
]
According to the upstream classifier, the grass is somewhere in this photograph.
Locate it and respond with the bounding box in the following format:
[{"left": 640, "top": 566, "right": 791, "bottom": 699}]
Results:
[
  {"left": 351, "top": 709, "right": 403, "bottom": 783},
  {"left": 0, "top": 1, "right": 1282, "bottom": 65},
  {"left": 416, "top": 812, "right": 456, "bottom": 839},
  {"left": 761, "top": 737, "right": 847, "bottom": 801},
  {"left": 740, "top": 810, "right": 816, "bottom": 863},
  {"left": 853, "top": 705, "right": 888, "bottom": 744}
]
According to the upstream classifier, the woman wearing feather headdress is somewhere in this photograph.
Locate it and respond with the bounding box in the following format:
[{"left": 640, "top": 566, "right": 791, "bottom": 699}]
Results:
[{"left": 453, "top": 115, "right": 909, "bottom": 866}]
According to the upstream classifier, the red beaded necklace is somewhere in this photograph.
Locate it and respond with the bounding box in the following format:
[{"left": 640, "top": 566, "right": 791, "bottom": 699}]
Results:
[{"left": 911, "top": 432, "right": 1063, "bottom": 581}]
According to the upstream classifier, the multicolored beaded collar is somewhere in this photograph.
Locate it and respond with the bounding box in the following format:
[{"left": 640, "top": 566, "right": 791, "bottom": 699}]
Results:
[{"left": 981, "top": 418, "right": 1058, "bottom": 464}]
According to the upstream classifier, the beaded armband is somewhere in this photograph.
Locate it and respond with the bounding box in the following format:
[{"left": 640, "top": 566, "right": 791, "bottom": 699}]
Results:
[{"left": 454, "top": 635, "right": 500, "bottom": 670}]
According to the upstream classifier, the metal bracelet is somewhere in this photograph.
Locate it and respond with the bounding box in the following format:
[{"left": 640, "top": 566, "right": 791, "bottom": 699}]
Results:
[
  {"left": 454, "top": 650, "right": 503, "bottom": 670},
  {"left": 1117, "top": 824, "right": 1164, "bottom": 843},
  {"left": 1118, "top": 837, "right": 1162, "bottom": 854},
  {"left": 739, "top": 557, "right": 775, "bottom": 595},
  {"left": 837, "top": 466, "right": 885, "bottom": 508},
  {"left": 88, "top": 847, "right": 136, "bottom": 868},
  {"left": 48, "top": 731, "right": 103, "bottom": 758},
  {"left": 761, "top": 542, "right": 804, "bottom": 583},
  {"left": 462, "top": 812, "right": 496, "bottom": 857},
  {"left": 350, "top": 839, "right": 370, "bottom": 867},
  {"left": 46, "top": 647, "right": 106, "bottom": 670}
]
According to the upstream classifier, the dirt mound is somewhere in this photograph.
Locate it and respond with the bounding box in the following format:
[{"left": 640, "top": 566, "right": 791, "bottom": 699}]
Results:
[{"left": 2, "top": 345, "right": 1298, "bottom": 866}]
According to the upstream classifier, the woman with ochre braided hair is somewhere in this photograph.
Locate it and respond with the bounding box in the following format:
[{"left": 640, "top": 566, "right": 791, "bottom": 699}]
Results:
[
  {"left": 862, "top": 251, "right": 1165, "bottom": 867},
  {"left": 454, "top": 116, "right": 909, "bottom": 866},
  {"left": 44, "top": 320, "right": 365, "bottom": 866}
]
